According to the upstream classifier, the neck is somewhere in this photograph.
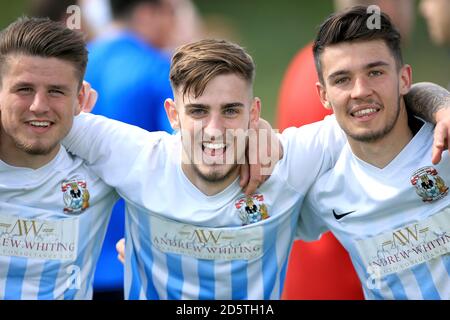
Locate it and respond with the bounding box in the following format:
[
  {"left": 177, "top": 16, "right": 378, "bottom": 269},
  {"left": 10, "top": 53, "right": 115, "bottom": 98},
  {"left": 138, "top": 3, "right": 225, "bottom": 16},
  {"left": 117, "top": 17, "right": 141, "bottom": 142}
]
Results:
[
  {"left": 0, "top": 140, "right": 60, "bottom": 170},
  {"left": 181, "top": 163, "right": 240, "bottom": 196},
  {"left": 348, "top": 102, "right": 413, "bottom": 169}
]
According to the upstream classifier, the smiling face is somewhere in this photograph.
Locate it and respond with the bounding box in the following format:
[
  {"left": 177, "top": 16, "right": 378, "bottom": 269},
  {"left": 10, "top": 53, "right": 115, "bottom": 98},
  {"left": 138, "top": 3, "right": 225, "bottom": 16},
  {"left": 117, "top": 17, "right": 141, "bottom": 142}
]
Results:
[
  {"left": 165, "top": 73, "right": 260, "bottom": 187},
  {"left": 316, "top": 40, "right": 412, "bottom": 143},
  {"left": 0, "top": 54, "right": 82, "bottom": 166}
]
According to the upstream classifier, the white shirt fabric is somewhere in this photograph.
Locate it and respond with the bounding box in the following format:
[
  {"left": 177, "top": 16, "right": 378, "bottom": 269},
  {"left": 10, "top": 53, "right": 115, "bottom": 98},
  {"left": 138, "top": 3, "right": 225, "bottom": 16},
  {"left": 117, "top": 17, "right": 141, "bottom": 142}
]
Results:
[
  {"left": 299, "top": 120, "right": 450, "bottom": 300},
  {"left": 63, "top": 112, "right": 345, "bottom": 299},
  {"left": 0, "top": 147, "right": 118, "bottom": 299}
]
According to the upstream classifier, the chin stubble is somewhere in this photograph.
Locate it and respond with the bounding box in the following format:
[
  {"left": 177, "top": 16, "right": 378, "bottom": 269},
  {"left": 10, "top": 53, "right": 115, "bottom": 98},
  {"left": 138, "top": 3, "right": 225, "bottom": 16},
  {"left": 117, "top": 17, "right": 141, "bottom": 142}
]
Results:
[{"left": 347, "top": 95, "right": 401, "bottom": 143}]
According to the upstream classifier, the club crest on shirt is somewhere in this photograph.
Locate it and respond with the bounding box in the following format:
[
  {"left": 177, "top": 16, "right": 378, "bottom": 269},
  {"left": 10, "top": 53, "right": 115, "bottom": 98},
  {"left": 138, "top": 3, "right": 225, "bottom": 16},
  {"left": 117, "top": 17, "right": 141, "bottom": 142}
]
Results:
[
  {"left": 410, "top": 166, "right": 448, "bottom": 202},
  {"left": 61, "top": 178, "right": 90, "bottom": 214},
  {"left": 235, "top": 194, "right": 269, "bottom": 225}
]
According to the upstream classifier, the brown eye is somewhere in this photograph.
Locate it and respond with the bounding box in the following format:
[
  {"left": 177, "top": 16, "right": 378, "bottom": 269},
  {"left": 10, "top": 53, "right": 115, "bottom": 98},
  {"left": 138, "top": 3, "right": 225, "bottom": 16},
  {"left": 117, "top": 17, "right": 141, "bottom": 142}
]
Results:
[
  {"left": 369, "top": 70, "right": 383, "bottom": 77},
  {"left": 335, "top": 77, "right": 349, "bottom": 85},
  {"left": 17, "top": 87, "right": 33, "bottom": 93},
  {"left": 49, "top": 89, "right": 64, "bottom": 96}
]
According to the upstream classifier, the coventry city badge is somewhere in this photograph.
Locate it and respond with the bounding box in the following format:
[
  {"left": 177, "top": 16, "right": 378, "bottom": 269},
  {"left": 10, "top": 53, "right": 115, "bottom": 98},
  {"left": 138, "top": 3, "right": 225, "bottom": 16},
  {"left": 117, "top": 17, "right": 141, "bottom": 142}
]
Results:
[
  {"left": 410, "top": 166, "right": 448, "bottom": 203},
  {"left": 62, "top": 178, "right": 90, "bottom": 214},
  {"left": 235, "top": 194, "right": 269, "bottom": 225}
]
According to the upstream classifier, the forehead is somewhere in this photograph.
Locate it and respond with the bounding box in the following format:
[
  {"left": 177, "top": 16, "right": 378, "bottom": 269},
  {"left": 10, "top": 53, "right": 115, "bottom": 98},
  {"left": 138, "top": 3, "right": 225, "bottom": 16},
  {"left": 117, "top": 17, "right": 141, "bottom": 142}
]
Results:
[
  {"left": 177, "top": 73, "right": 253, "bottom": 106},
  {"left": 321, "top": 40, "right": 395, "bottom": 75},
  {"left": 2, "top": 54, "right": 79, "bottom": 87}
]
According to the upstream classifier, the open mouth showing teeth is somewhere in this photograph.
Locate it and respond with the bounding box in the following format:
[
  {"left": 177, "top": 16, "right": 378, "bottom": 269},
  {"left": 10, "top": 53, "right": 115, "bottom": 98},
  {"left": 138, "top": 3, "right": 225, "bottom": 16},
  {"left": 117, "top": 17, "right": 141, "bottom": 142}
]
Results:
[
  {"left": 351, "top": 108, "right": 379, "bottom": 117},
  {"left": 28, "top": 121, "right": 52, "bottom": 128},
  {"left": 202, "top": 142, "right": 227, "bottom": 156},
  {"left": 203, "top": 142, "right": 226, "bottom": 150}
]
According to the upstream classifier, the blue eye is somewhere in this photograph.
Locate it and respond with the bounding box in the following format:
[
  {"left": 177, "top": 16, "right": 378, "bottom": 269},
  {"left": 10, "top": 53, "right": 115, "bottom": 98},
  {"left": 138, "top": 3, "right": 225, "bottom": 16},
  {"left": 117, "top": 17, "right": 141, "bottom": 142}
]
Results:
[
  {"left": 223, "top": 108, "right": 239, "bottom": 116},
  {"left": 189, "top": 108, "right": 207, "bottom": 116}
]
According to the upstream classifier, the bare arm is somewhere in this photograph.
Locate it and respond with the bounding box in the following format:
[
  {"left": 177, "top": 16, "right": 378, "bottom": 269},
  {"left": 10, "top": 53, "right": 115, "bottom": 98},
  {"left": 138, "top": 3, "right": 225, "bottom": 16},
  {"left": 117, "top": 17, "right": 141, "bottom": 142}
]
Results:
[
  {"left": 405, "top": 82, "right": 450, "bottom": 164},
  {"left": 405, "top": 82, "right": 450, "bottom": 124}
]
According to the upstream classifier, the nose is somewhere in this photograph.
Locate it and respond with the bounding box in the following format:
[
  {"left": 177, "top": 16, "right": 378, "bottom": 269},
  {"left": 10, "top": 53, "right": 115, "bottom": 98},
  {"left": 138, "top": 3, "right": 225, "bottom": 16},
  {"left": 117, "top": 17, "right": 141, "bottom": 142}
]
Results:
[
  {"left": 29, "top": 91, "right": 50, "bottom": 114},
  {"left": 350, "top": 76, "right": 372, "bottom": 100},
  {"left": 203, "top": 113, "right": 224, "bottom": 140}
]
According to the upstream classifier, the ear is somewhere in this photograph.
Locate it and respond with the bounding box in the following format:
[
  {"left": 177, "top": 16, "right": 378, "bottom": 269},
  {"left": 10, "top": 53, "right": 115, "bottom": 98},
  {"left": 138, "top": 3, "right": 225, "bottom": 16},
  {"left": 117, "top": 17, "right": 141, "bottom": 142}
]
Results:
[
  {"left": 250, "top": 97, "right": 261, "bottom": 125},
  {"left": 316, "top": 81, "right": 331, "bottom": 110},
  {"left": 164, "top": 98, "right": 180, "bottom": 130},
  {"left": 399, "top": 64, "right": 412, "bottom": 96},
  {"left": 75, "top": 87, "right": 83, "bottom": 116}
]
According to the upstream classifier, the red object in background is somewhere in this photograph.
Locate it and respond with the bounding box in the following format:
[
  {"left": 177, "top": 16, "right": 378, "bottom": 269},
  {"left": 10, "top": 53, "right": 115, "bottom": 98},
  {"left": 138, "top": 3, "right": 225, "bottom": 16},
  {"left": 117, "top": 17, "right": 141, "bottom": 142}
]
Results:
[
  {"left": 276, "top": 43, "right": 332, "bottom": 128},
  {"left": 277, "top": 43, "right": 364, "bottom": 300}
]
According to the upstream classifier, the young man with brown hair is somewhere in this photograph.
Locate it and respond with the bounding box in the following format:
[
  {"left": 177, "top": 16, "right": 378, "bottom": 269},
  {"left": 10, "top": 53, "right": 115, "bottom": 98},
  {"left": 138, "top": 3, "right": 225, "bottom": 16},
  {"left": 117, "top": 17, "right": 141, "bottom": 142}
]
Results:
[
  {"left": 64, "top": 35, "right": 450, "bottom": 299},
  {"left": 0, "top": 17, "right": 118, "bottom": 299},
  {"left": 63, "top": 38, "right": 348, "bottom": 299}
]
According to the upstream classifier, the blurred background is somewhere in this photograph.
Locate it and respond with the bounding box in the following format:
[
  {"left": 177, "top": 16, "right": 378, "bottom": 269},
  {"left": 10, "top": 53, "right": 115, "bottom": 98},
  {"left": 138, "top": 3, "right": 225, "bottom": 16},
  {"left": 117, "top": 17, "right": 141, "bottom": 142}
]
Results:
[
  {"left": 1, "top": 0, "right": 448, "bottom": 124},
  {"left": 1, "top": 0, "right": 448, "bottom": 300}
]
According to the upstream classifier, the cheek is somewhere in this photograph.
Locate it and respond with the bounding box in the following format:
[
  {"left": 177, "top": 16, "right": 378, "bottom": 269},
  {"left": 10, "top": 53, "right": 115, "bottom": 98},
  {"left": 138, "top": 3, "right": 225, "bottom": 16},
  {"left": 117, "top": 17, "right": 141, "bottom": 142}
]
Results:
[
  {"left": 389, "top": 81, "right": 402, "bottom": 97},
  {"left": 1, "top": 105, "right": 19, "bottom": 122},
  {"left": 58, "top": 100, "right": 78, "bottom": 116},
  {"left": 180, "top": 116, "right": 200, "bottom": 130},
  {"left": 183, "top": 121, "right": 203, "bottom": 138},
  {"left": 328, "top": 95, "right": 347, "bottom": 114},
  {"left": 226, "top": 116, "right": 249, "bottom": 129}
]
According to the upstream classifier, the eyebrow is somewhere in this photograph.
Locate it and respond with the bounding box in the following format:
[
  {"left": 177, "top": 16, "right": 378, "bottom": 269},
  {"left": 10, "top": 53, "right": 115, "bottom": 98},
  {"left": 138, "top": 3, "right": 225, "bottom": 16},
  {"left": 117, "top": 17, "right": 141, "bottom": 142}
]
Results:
[
  {"left": 327, "top": 60, "right": 390, "bottom": 81},
  {"left": 10, "top": 82, "right": 72, "bottom": 92},
  {"left": 185, "top": 102, "right": 245, "bottom": 109},
  {"left": 185, "top": 103, "right": 209, "bottom": 109},
  {"left": 10, "top": 82, "right": 34, "bottom": 90},
  {"left": 48, "top": 84, "right": 72, "bottom": 92},
  {"left": 221, "top": 102, "right": 245, "bottom": 109}
]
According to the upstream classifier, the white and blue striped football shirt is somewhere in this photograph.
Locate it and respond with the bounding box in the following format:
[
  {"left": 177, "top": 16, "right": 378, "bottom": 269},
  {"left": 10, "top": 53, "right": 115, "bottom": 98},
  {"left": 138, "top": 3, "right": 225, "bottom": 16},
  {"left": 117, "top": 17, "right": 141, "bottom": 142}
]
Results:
[
  {"left": 0, "top": 147, "right": 118, "bottom": 299},
  {"left": 299, "top": 120, "right": 450, "bottom": 300},
  {"left": 63, "top": 113, "right": 346, "bottom": 299}
]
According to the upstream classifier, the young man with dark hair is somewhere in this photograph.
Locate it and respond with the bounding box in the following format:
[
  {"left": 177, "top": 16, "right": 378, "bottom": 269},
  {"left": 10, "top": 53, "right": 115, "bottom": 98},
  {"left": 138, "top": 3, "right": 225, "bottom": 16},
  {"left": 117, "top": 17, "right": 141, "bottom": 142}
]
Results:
[
  {"left": 299, "top": 6, "right": 450, "bottom": 299},
  {"left": 0, "top": 17, "right": 118, "bottom": 299}
]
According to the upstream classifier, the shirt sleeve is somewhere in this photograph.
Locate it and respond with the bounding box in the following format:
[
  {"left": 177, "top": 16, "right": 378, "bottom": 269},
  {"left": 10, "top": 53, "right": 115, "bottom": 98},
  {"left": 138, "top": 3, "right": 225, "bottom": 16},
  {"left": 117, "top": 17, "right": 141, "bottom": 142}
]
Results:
[
  {"left": 295, "top": 189, "right": 329, "bottom": 241},
  {"left": 276, "top": 115, "right": 346, "bottom": 195},
  {"left": 62, "top": 113, "right": 170, "bottom": 190}
]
